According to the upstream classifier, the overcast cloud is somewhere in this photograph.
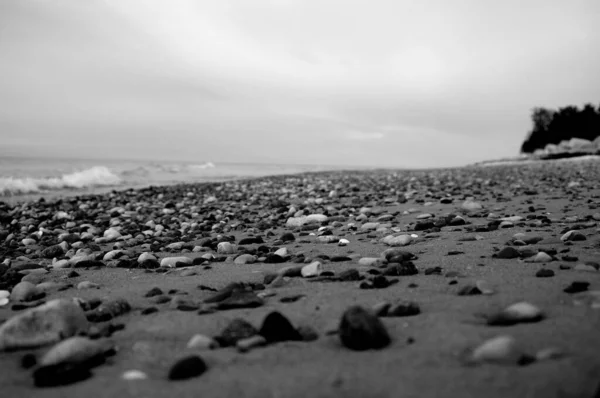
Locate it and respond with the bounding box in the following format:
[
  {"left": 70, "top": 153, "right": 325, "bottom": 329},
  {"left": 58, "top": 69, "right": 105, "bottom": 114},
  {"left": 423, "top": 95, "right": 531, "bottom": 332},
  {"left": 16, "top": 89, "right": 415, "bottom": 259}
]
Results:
[{"left": 1, "top": 0, "right": 599, "bottom": 167}]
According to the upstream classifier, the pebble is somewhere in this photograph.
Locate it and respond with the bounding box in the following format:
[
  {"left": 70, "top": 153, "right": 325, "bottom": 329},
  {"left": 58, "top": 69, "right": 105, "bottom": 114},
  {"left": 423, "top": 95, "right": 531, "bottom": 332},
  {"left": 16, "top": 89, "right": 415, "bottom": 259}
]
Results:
[
  {"left": 39, "top": 336, "right": 112, "bottom": 367},
  {"left": 561, "top": 230, "right": 587, "bottom": 242},
  {"left": 259, "top": 311, "right": 302, "bottom": 343},
  {"left": 535, "top": 269, "right": 555, "bottom": 278},
  {"left": 122, "top": 370, "right": 148, "bottom": 380},
  {"left": 339, "top": 306, "right": 391, "bottom": 351},
  {"left": 217, "top": 319, "right": 258, "bottom": 347},
  {"left": 10, "top": 281, "right": 43, "bottom": 302},
  {"left": 301, "top": 261, "right": 322, "bottom": 277},
  {"left": 187, "top": 334, "right": 219, "bottom": 350},
  {"left": 236, "top": 335, "right": 267, "bottom": 352},
  {"left": 168, "top": 355, "right": 208, "bottom": 380},
  {"left": 467, "top": 335, "right": 527, "bottom": 365},
  {"left": 487, "top": 302, "right": 544, "bottom": 326},
  {"left": 0, "top": 299, "right": 88, "bottom": 351},
  {"left": 381, "top": 234, "right": 412, "bottom": 247},
  {"left": 160, "top": 257, "right": 192, "bottom": 268},
  {"left": 234, "top": 254, "right": 257, "bottom": 265}
]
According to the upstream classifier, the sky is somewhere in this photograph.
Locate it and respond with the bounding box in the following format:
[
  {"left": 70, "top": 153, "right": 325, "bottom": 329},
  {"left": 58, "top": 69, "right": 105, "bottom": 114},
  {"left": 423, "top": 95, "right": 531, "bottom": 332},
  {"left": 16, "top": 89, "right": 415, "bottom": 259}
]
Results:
[{"left": 1, "top": 0, "right": 599, "bottom": 168}]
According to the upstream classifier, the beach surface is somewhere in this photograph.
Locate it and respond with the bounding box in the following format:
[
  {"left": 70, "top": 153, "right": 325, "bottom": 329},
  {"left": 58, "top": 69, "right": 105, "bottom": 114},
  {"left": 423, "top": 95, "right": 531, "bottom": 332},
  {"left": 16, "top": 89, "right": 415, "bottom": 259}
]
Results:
[{"left": 1, "top": 160, "right": 600, "bottom": 398}]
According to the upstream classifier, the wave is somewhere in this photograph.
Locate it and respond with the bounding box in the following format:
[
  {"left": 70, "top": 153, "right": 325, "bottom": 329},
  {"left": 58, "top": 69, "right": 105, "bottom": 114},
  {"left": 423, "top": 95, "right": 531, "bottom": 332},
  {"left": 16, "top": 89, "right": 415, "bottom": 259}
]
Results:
[{"left": 0, "top": 166, "right": 122, "bottom": 195}]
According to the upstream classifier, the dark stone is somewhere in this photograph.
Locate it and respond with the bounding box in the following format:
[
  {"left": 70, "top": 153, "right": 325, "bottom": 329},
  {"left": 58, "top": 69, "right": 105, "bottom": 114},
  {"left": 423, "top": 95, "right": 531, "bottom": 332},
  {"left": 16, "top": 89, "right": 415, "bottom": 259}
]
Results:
[
  {"left": 139, "top": 259, "right": 160, "bottom": 269},
  {"left": 40, "top": 245, "right": 64, "bottom": 259},
  {"left": 382, "top": 262, "right": 418, "bottom": 276},
  {"left": 338, "top": 268, "right": 361, "bottom": 281},
  {"left": 264, "top": 254, "right": 286, "bottom": 264},
  {"left": 424, "top": 266, "right": 442, "bottom": 275},
  {"left": 330, "top": 256, "right": 352, "bottom": 262},
  {"left": 34, "top": 363, "right": 93, "bottom": 387},
  {"left": 563, "top": 281, "right": 590, "bottom": 294},
  {"left": 536, "top": 269, "right": 555, "bottom": 278},
  {"left": 259, "top": 311, "right": 302, "bottom": 343},
  {"left": 217, "top": 319, "right": 258, "bottom": 347},
  {"left": 73, "top": 260, "right": 105, "bottom": 269},
  {"left": 339, "top": 306, "right": 391, "bottom": 351},
  {"left": 67, "top": 270, "right": 80, "bottom": 278},
  {"left": 494, "top": 247, "right": 520, "bottom": 259},
  {"left": 279, "top": 294, "right": 305, "bottom": 303},
  {"left": 280, "top": 232, "right": 295, "bottom": 242},
  {"left": 141, "top": 307, "right": 159, "bottom": 315},
  {"left": 238, "top": 236, "right": 264, "bottom": 245},
  {"left": 144, "top": 287, "right": 164, "bottom": 297},
  {"left": 203, "top": 282, "right": 244, "bottom": 303},
  {"left": 216, "top": 291, "right": 264, "bottom": 310},
  {"left": 21, "top": 353, "right": 37, "bottom": 369},
  {"left": 384, "top": 301, "right": 421, "bottom": 317},
  {"left": 168, "top": 355, "right": 207, "bottom": 381}
]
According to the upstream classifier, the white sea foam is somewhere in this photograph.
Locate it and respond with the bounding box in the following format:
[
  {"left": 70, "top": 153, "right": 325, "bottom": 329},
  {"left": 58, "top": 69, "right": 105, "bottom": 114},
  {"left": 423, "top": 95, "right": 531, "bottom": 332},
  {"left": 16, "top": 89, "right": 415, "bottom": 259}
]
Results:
[{"left": 0, "top": 166, "right": 122, "bottom": 195}]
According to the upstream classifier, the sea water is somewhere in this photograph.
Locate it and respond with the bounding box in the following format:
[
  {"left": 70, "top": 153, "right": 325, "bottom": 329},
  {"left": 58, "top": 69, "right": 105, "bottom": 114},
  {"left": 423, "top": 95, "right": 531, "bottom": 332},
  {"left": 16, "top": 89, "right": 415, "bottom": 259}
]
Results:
[{"left": 0, "top": 155, "right": 341, "bottom": 202}]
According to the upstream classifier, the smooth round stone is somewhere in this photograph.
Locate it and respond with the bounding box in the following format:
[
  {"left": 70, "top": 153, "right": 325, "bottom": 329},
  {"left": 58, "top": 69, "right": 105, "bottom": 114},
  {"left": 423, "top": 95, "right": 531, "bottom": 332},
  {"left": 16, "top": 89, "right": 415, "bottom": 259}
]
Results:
[
  {"left": 52, "top": 259, "right": 71, "bottom": 269},
  {"left": 0, "top": 299, "right": 89, "bottom": 351},
  {"left": 561, "top": 230, "right": 586, "bottom": 242},
  {"left": 10, "top": 281, "right": 41, "bottom": 302},
  {"left": 469, "top": 335, "right": 525, "bottom": 365},
  {"left": 216, "top": 242, "right": 236, "bottom": 254},
  {"left": 0, "top": 297, "right": 8, "bottom": 307},
  {"left": 530, "top": 252, "right": 553, "bottom": 263},
  {"left": 381, "top": 234, "right": 412, "bottom": 247},
  {"left": 234, "top": 254, "right": 257, "bottom": 265},
  {"left": 488, "top": 302, "right": 544, "bottom": 325},
  {"left": 338, "top": 238, "right": 350, "bottom": 246},
  {"left": 21, "top": 238, "right": 37, "bottom": 246},
  {"left": 462, "top": 200, "right": 483, "bottom": 211},
  {"left": 358, "top": 257, "right": 385, "bottom": 267},
  {"left": 187, "top": 334, "right": 218, "bottom": 350},
  {"left": 103, "top": 250, "right": 123, "bottom": 261},
  {"left": 103, "top": 228, "right": 122, "bottom": 241},
  {"left": 36, "top": 282, "right": 67, "bottom": 292},
  {"left": 77, "top": 281, "right": 101, "bottom": 290},
  {"left": 122, "top": 370, "right": 148, "bottom": 380},
  {"left": 160, "top": 257, "right": 192, "bottom": 268},
  {"left": 40, "top": 336, "right": 110, "bottom": 366},
  {"left": 274, "top": 247, "right": 288, "bottom": 257},
  {"left": 0, "top": 290, "right": 9, "bottom": 300},
  {"left": 168, "top": 355, "right": 207, "bottom": 381},
  {"left": 339, "top": 306, "right": 391, "bottom": 351},
  {"left": 301, "top": 261, "right": 322, "bottom": 278}
]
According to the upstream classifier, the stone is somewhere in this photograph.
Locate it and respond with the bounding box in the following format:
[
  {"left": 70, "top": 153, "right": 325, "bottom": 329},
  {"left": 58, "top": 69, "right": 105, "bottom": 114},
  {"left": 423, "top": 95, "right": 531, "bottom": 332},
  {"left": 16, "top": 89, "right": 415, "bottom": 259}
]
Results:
[
  {"left": 217, "top": 242, "right": 236, "bottom": 254},
  {"left": 160, "top": 257, "right": 192, "bottom": 268},
  {"left": 383, "top": 263, "right": 418, "bottom": 276},
  {"left": 536, "top": 269, "right": 555, "bottom": 278},
  {"left": 10, "top": 281, "right": 43, "bottom": 302},
  {"left": 39, "top": 336, "right": 112, "bottom": 367},
  {"left": 495, "top": 247, "right": 520, "bottom": 259},
  {"left": 0, "top": 299, "right": 88, "bottom": 351},
  {"left": 487, "top": 302, "right": 544, "bottom": 326},
  {"left": 41, "top": 245, "right": 64, "bottom": 259},
  {"left": 217, "top": 319, "right": 258, "bottom": 347},
  {"left": 216, "top": 291, "right": 264, "bottom": 310},
  {"left": 529, "top": 252, "right": 553, "bottom": 263},
  {"left": 383, "top": 301, "right": 421, "bottom": 317},
  {"left": 301, "top": 261, "right": 322, "bottom": 277},
  {"left": 563, "top": 281, "right": 589, "bottom": 294},
  {"left": 259, "top": 311, "right": 302, "bottom": 343},
  {"left": 462, "top": 199, "right": 483, "bottom": 211},
  {"left": 137, "top": 252, "right": 157, "bottom": 264},
  {"left": 467, "top": 335, "right": 526, "bottom": 365},
  {"left": 381, "top": 234, "right": 412, "bottom": 247},
  {"left": 168, "top": 355, "right": 207, "bottom": 380},
  {"left": 236, "top": 335, "right": 267, "bottom": 353},
  {"left": 122, "top": 370, "right": 148, "bottom": 380},
  {"left": 234, "top": 254, "right": 257, "bottom": 265},
  {"left": 339, "top": 306, "right": 391, "bottom": 351},
  {"left": 339, "top": 268, "right": 361, "bottom": 281},
  {"left": 77, "top": 281, "right": 101, "bottom": 290},
  {"left": 187, "top": 334, "right": 218, "bottom": 350},
  {"left": 561, "top": 230, "right": 586, "bottom": 242}
]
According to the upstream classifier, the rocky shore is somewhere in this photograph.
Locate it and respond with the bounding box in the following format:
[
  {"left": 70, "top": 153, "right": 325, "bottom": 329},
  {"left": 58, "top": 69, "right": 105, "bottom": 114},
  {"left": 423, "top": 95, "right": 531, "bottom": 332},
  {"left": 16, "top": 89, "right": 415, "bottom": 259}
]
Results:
[{"left": 1, "top": 160, "right": 600, "bottom": 398}]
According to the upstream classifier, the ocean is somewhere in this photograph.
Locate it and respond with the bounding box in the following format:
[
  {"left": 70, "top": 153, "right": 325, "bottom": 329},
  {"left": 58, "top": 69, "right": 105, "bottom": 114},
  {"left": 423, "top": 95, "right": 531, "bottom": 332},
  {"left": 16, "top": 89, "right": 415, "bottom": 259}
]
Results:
[{"left": 0, "top": 155, "right": 349, "bottom": 203}]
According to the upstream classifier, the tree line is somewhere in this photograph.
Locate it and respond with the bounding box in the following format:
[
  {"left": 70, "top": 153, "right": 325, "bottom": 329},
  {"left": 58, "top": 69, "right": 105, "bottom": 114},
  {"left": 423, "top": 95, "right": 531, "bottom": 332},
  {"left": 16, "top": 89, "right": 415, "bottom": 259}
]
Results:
[{"left": 520, "top": 103, "right": 600, "bottom": 153}]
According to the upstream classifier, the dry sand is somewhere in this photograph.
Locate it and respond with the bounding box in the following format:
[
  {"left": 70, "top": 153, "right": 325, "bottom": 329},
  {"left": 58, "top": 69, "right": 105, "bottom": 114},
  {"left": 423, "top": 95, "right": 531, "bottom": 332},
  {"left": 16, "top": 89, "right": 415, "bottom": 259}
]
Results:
[{"left": 1, "top": 160, "right": 600, "bottom": 398}]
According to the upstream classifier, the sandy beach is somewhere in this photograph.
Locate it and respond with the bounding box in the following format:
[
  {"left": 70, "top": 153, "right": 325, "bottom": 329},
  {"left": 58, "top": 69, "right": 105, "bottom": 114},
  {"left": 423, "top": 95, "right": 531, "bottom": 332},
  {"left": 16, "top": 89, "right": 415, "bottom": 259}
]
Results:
[{"left": 1, "top": 160, "right": 600, "bottom": 398}]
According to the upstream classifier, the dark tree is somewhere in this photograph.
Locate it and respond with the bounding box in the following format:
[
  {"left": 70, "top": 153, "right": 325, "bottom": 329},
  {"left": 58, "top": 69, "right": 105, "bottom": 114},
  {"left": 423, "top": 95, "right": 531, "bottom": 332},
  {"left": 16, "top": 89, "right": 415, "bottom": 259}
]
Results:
[{"left": 520, "top": 103, "right": 600, "bottom": 153}]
